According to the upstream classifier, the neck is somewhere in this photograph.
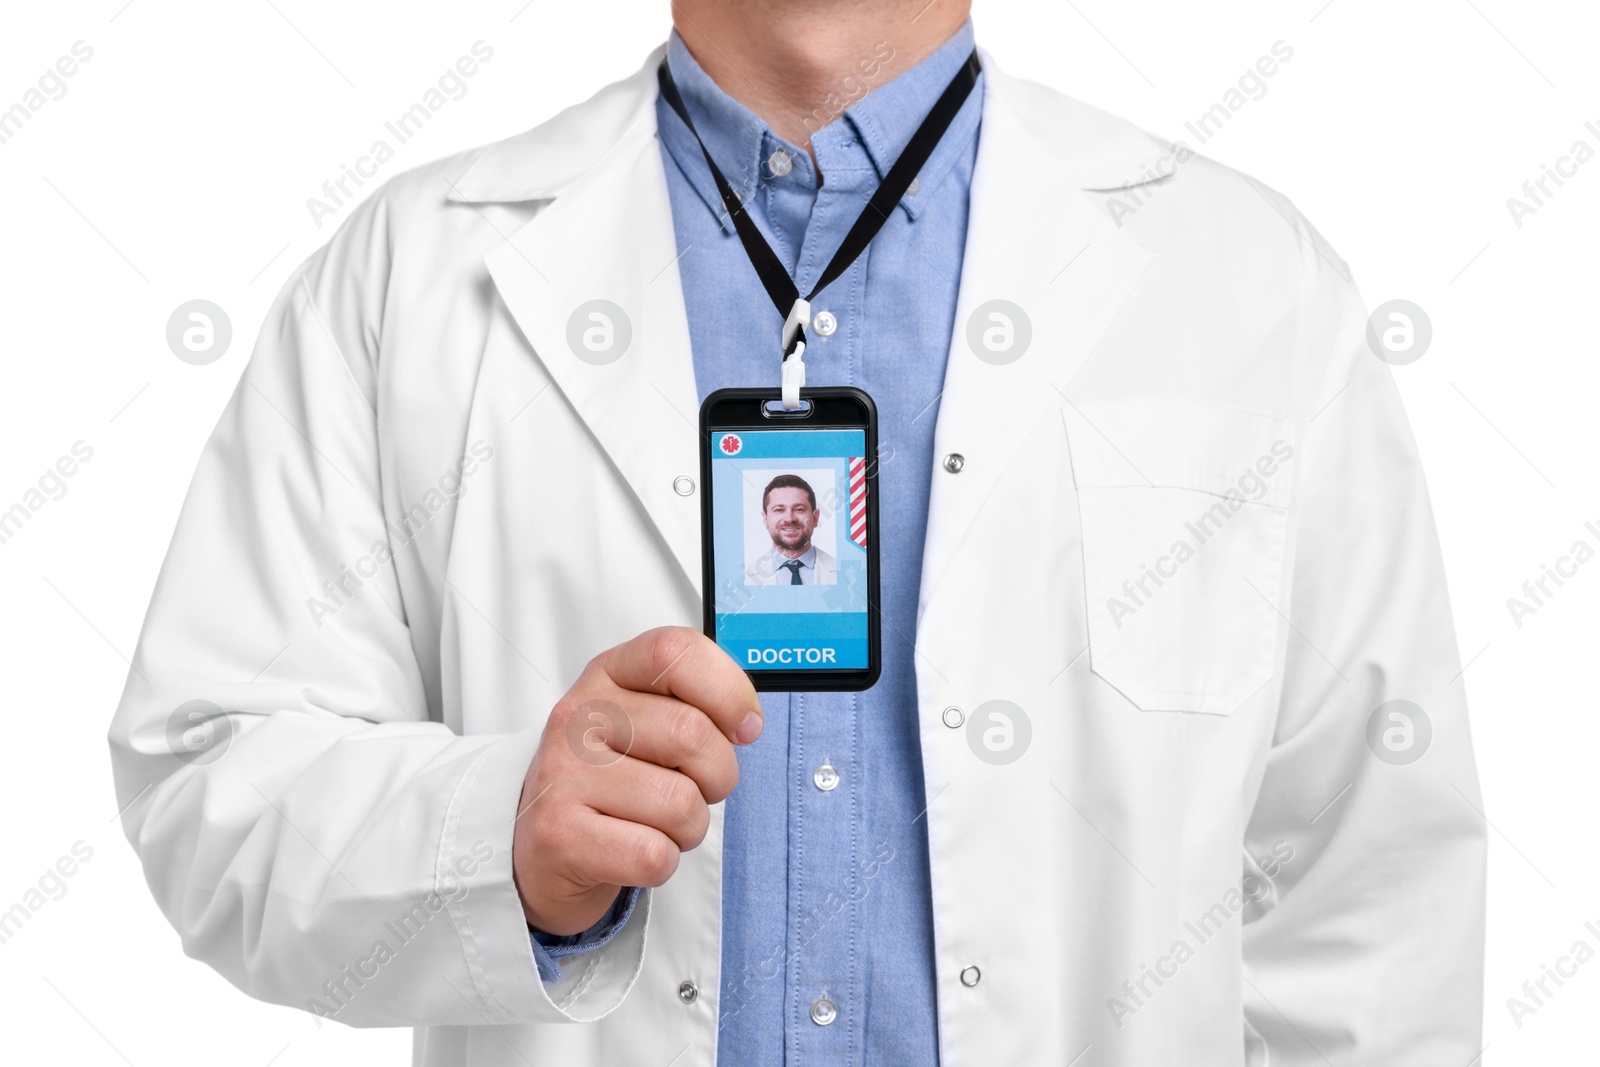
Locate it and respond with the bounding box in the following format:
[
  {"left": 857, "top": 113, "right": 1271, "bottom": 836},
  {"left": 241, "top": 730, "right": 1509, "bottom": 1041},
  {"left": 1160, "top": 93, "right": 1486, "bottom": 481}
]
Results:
[{"left": 671, "top": 1, "right": 971, "bottom": 156}]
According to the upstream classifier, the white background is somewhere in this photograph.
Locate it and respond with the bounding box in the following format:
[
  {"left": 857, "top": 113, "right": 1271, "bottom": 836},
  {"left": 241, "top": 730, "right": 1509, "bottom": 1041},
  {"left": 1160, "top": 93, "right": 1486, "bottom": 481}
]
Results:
[{"left": 1, "top": 0, "right": 1595, "bottom": 1063}]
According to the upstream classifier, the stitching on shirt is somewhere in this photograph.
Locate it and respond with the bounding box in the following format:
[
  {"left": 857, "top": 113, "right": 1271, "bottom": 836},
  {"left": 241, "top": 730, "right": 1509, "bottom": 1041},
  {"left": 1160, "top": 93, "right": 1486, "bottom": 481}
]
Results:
[
  {"left": 845, "top": 253, "right": 865, "bottom": 389},
  {"left": 557, "top": 945, "right": 603, "bottom": 1010},
  {"left": 439, "top": 744, "right": 511, "bottom": 1021},
  {"left": 788, "top": 688, "right": 806, "bottom": 1049},
  {"left": 847, "top": 686, "right": 861, "bottom": 1049}
]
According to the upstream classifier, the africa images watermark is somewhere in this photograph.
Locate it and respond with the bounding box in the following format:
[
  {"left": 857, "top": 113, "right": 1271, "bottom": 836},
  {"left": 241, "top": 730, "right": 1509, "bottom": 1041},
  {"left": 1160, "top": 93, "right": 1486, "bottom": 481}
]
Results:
[
  {"left": 719, "top": 839, "right": 896, "bottom": 1026},
  {"left": 307, "top": 839, "right": 495, "bottom": 1024},
  {"left": 690, "top": 39, "right": 900, "bottom": 209},
  {"left": 306, "top": 41, "right": 495, "bottom": 229},
  {"left": 1105, "top": 40, "right": 1296, "bottom": 228},
  {"left": 1104, "top": 440, "right": 1294, "bottom": 629},
  {"left": 0, "top": 440, "right": 95, "bottom": 548},
  {"left": 1107, "top": 838, "right": 1296, "bottom": 1029},
  {"left": 1505, "top": 917, "right": 1600, "bottom": 1030},
  {"left": 0, "top": 841, "right": 95, "bottom": 948},
  {"left": 796, "top": 40, "right": 897, "bottom": 139},
  {"left": 1505, "top": 117, "right": 1600, "bottom": 229},
  {"left": 305, "top": 440, "right": 494, "bottom": 628},
  {"left": 0, "top": 40, "right": 94, "bottom": 148},
  {"left": 1504, "top": 518, "right": 1600, "bottom": 629}
]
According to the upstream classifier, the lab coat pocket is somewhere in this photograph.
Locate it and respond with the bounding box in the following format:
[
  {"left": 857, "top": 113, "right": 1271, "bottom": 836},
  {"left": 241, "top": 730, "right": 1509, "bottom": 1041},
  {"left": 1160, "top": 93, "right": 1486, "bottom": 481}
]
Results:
[{"left": 1064, "top": 398, "right": 1295, "bottom": 715}]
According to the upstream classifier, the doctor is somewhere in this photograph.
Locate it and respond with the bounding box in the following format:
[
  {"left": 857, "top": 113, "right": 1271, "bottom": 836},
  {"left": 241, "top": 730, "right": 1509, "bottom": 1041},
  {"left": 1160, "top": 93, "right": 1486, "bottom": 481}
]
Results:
[
  {"left": 750, "top": 475, "right": 838, "bottom": 586},
  {"left": 110, "top": 1, "right": 1486, "bottom": 1065}
]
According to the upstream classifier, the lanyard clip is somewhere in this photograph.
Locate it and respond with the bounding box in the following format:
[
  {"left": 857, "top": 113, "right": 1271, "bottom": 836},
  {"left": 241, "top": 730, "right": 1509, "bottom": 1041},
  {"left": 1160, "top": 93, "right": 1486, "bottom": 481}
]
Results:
[
  {"left": 779, "top": 298, "right": 810, "bottom": 410},
  {"left": 781, "top": 344, "right": 807, "bottom": 410},
  {"left": 781, "top": 298, "right": 811, "bottom": 354}
]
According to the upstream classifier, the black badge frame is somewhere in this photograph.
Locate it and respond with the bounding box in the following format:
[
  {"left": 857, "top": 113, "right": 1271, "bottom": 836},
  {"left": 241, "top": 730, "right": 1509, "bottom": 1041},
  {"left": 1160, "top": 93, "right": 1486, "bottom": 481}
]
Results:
[{"left": 698, "top": 387, "right": 882, "bottom": 691}]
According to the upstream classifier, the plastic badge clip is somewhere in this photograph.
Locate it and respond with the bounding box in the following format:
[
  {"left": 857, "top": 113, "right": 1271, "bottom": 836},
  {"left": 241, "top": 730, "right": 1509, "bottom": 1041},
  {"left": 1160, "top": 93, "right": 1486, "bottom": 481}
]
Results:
[
  {"left": 780, "top": 298, "right": 811, "bottom": 354},
  {"left": 779, "top": 298, "right": 811, "bottom": 411},
  {"left": 781, "top": 344, "right": 807, "bottom": 410}
]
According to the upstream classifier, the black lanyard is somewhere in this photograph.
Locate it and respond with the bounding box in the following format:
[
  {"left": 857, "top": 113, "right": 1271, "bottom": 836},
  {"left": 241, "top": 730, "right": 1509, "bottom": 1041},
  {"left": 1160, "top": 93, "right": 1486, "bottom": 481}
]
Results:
[{"left": 657, "top": 48, "right": 982, "bottom": 368}]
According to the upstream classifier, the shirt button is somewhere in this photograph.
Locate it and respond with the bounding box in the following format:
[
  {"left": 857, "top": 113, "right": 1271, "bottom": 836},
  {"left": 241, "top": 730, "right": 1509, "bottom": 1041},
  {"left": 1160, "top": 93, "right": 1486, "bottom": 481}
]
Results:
[
  {"left": 943, "top": 453, "right": 965, "bottom": 474},
  {"left": 767, "top": 149, "right": 794, "bottom": 177},
  {"left": 678, "top": 979, "right": 698, "bottom": 1003},
  {"left": 907, "top": 176, "right": 921, "bottom": 196},
  {"left": 942, "top": 706, "right": 963, "bottom": 728},
  {"left": 812, "top": 310, "right": 837, "bottom": 337},
  {"left": 673, "top": 476, "right": 695, "bottom": 496},
  {"left": 813, "top": 762, "right": 840, "bottom": 791},
  {"left": 960, "top": 965, "right": 981, "bottom": 987},
  {"left": 810, "top": 996, "right": 838, "bottom": 1025}
]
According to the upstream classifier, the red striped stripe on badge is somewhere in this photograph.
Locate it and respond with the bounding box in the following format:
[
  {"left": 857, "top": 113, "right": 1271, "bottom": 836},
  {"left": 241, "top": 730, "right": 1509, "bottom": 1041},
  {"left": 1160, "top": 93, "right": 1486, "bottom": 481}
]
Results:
[{"left": 848, "top": 457, "right": 867, "bottom": 548}]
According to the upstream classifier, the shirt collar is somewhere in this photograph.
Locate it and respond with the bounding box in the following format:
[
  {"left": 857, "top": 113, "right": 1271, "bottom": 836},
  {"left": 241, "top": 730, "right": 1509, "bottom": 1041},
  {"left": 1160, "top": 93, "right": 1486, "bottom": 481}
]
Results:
[
  {"left": 771, "top": 543, "right": 817, "bottom": 572},
  {"left": 840, "top": 18, "right": 980, "bottom": 220},
  {"left": 658, "top": 19, "right": 982, "bottom": 233},
  {"left": 660, "top": 30, "right": 771, "bottom": 232}
]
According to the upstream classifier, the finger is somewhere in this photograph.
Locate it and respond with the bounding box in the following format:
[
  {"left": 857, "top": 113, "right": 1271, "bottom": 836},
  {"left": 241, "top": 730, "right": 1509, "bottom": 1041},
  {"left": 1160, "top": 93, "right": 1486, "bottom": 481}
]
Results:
[
  {"left": 559, "top": 808, "right": 683, "bottom": 889},
  {"left": 600, "top": 627, "right": 762, "bottom": 744},
  {"left": 578, "top": 755, "right": 711, "bottom": 852},
  {"left": 583, "top": 690, "right": 740, "bottom": 804}
]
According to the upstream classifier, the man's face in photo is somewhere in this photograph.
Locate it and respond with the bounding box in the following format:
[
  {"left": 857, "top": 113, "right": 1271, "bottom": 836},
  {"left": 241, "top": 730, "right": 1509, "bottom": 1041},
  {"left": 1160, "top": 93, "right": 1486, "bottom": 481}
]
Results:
[{"left": 764, "top": 485, "right": 819, "bottom": 556}]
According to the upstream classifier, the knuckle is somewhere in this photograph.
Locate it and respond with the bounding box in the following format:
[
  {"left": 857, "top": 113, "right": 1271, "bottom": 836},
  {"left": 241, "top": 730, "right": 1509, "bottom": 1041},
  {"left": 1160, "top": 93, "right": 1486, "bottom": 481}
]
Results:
[
  {"left": 542, "top": 700, "right": 581, "bottom": 745},
  {"left": 680, "top": 813, "right": 710, "bottom": 851},
  {"left": 684, "top": 799, "right": 710, "bottom": 851},
  {"left": 666, "top": 701, "right": 717, "bottom": 760},
  {"left": 577, "top": 650, "right": 610, "bottom": 687},
  {"left": 631, "top": 832, "right": 680, "bottom": 886},
  {"left": 659, "top": 772, "right": 703, "bottom": 821},
  {"left": 675, "top": 789, "right": 712, "bottom": 850},
  {"left": 648, "top": 627, "right": 699, "bottom": 680}
]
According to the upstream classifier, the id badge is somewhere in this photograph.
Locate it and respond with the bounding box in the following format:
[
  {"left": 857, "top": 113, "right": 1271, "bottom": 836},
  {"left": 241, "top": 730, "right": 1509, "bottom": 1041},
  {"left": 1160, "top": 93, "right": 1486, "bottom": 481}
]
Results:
[{"left": 698, "top": 387, "right": 882, "bottom": 691}]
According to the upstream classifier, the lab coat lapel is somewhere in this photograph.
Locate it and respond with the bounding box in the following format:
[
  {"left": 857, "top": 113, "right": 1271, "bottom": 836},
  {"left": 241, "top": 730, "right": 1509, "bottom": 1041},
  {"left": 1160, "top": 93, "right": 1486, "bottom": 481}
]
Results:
[
  {"left": 477, "top": 112, "right": 703, "bottom": 595},
  {"left": 917, "top": 57, "right": 1157, "bottom": 622},
  {"left": 456, "top": 42, "right": 1160, "bottom": 628}
]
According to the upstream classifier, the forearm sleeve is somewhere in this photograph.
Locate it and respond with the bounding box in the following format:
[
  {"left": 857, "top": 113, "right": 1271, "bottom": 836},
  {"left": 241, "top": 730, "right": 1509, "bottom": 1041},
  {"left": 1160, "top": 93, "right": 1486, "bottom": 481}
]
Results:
[{"left": 108, "top": 218, "right": 647, "bottom": 1026}]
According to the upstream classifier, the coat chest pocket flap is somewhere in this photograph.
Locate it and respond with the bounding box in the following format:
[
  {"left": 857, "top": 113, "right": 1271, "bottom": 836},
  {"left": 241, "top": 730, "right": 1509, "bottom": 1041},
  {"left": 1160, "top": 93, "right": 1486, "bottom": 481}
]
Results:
[{"left": 1064, "top": 398, "right": 1295, "bottom": 715}]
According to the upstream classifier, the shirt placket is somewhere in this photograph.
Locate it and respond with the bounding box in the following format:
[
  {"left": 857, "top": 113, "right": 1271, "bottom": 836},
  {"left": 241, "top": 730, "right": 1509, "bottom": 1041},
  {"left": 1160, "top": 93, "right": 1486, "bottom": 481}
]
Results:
[{"left": 765, "top": 131, "right": 870, "bottom": 1067}]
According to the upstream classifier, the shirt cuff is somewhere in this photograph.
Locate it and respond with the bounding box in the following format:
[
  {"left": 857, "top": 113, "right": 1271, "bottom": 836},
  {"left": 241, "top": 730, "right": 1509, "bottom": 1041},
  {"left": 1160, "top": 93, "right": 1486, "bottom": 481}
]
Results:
[{"left": 527, "top": 885, "right": 643, "bottom": 983}]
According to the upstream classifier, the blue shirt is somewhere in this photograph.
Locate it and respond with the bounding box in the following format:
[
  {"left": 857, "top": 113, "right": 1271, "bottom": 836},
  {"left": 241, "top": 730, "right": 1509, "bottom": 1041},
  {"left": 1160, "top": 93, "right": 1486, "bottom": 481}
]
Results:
[
  {"left": 766, "top": 544, "right": 819, "bottom": 585},
  {"left": 533, "top": 21, "right": 983, "bottom": 1065}
]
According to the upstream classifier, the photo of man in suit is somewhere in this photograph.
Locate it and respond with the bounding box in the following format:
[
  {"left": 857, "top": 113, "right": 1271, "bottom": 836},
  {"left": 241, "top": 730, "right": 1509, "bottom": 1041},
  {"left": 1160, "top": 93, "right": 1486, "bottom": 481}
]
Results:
[{"left": 748, "top": 473, "right": 837, "bottom": 586}]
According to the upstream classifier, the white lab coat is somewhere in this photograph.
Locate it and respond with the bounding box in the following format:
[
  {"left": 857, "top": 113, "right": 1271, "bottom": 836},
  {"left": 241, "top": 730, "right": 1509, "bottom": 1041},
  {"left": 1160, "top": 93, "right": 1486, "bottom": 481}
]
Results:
[{"left": 109, "top": 39, "right": 1485, "bottom": 1067}]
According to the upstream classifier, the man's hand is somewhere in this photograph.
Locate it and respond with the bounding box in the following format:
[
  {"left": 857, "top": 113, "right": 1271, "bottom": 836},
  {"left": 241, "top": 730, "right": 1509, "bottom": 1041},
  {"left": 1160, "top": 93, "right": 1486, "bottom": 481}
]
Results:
[{"left": 513, "top": 626, "right": 762, "bottom": 936}]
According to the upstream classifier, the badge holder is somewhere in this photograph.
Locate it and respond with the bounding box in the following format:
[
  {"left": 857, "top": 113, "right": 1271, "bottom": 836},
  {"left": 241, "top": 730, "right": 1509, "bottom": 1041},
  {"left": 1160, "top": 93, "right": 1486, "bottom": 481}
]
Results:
[{"left": 698, "top": 383, "right": 882, "bottom": 691}]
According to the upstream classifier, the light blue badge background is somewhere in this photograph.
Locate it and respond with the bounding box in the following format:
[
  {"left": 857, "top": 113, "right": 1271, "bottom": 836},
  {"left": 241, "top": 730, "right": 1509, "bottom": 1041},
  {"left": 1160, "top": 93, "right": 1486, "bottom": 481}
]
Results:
[{"left": 711, "top": 428, "right": 869, "bottom": 668}]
